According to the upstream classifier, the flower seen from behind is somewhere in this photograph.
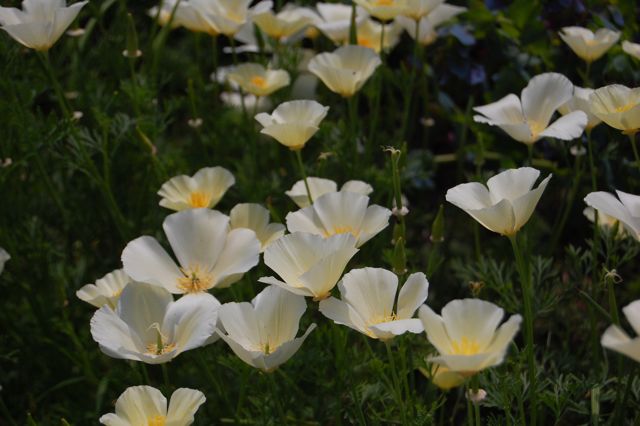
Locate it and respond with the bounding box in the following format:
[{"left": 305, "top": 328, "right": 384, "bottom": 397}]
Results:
[
  {"left": 559, "top": 26, "right": 620, "bottom": 63},
  {"left": 76, "top": 269, "right": 131, "bottom": 309},
  {"left": 590, "top": 85, "right": 640, "bottom": 135},
  {"left": 255, "top": 100, "right": 329, "bottom": 150}
]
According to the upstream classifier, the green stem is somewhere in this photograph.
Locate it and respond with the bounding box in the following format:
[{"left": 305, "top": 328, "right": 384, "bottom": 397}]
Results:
[
  {"left": 549, "top": 151, "right": 583, "bottom": 253},
  {"left": 294, "top": 149, "right": 313, "bottom": 205},
  {"left": 161, "top": 363, "right": 170, "bottom": 388},
  {"left": 606, "top": 278, "right": 620, "bottom": 326},
  {"left": 471, "top": 375, "right": 482, "bottom": 426},
  {"left": 267, "top": 372, "right": 286, "bottom": 424},
  {"left": 628, "top": 133, "right": 640, "bottom": 168},
  {"left": 527, "top": 144, "right": 534, "bottom": 166},
  {"left": 400, "top": 21, "right": 420, "bottom": 140},
  {"left": 385, "top": 341, "right": 407, "bottom": 425},
  {"left": 348, "top": 95, "right": 359, "bottom": 170},
  {"left": 587, "top": 129, "right": 596, "bottom": 191}
]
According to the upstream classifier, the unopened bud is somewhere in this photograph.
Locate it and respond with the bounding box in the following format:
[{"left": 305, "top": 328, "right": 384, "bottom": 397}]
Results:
[
  {"left": 466, "top": 388, "right": 487, "bottom": 404},
  {"left": 123, "top": 13, "right": 142, "bottom": 59}
]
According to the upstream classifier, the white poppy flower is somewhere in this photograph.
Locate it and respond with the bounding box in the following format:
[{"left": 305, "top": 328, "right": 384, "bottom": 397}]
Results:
[
  {"left": 419, "top": 299, "right": 522, "bottom": 375},
  {"left": 558, "top": 86, "right": 602, "bottom": 130},
  {"left": 259, "top": 232, "right": 358, "bottom": 300},
  {"left": 227, "top": 63, "right": 290, "bottom": 97},
  {"left": 315, "top": 3, "right": 369, "bottom": 44},
  {"left": 601, "top": 300, "right": 640, "bottom": 363},
  {"left": 189, "top": 0, "right": 270, "bottom": 36},
  {"left": 622, "top": 41, "right": 640, "bottom": 61},
  {"left": 353, "top": 18, "right": 403, "bottom": 53},
  {"left": 353, "top": 0, "right": 406, "bottom": 21},
  {"left": 157, "top": 166, "right": 235, "bottom": 211},
  {"left": 286, "top": 177, "right": 373, "bottom": 208},
  {"left": 122, "top": 209, "right": 260, "bottom": 294},
  {"left": 0, "top": 0, "right": 88, "bottom": 51},
  {"left": 149, "top": 0, "right": 215, "bottom": 35},
  {"left": 397, "top": 4, "right": 466, "bottom": 45},
  {"left": 220, "top": 91, "right": 272, "bottom": 112},
  {"left": 308, "top": 45, "right": 381, "bottom": 98},
  {"left": 583, "top": 207, "right": 625, "bottom": 237},
  {"left": 252, "top": 1, "right": 317, "bottom": 40},
  {"left": 90, "top": 282, "right": 220, "bottom": 364},
  {"left": 0, "top": 247, "right": 9, "bottom": 275},
  {"left": 76, "top": 269, "right": 131, "bottom": 309},
  {"left": 229, "top": 203, "right": 285, "bottom": 252},
  {"left": 419, "top": 364, "right": 465, "bottom": 390},
  {"left": 255, "top": 100, "right": 329, "bottom": 150},
  {"left": 320, "top": 268, "right": 428, "bottom": 340},
  {"left": 217, "top": 285, "right": 316, "bottom": 372},
  {"left": 584, "top": 190, "right": 640, "bottom": 240},
  {"left": 100, "top": 385, "right": 206, "bottom": 426},
  {"left": 473, "top": 73, "right": 588, "bottom": 144},
  {"left": 590, "top": 85, "right": 640, "bottom": 134},
  {"left": 559, "top": 26, "right": 620, "bottom": 63},
  {"left": 445, "top": 167, "right": 551, "bottom": 237},
  {"left": 286, "top": 192, "right": 391, "bottom": 247},
  {"left": 401, "top": 0, "right": 444, "bottom": 20}
]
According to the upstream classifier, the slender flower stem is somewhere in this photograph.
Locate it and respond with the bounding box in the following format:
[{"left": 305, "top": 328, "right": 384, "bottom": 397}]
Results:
[
  {"left": 294, "top": 149, "right": 313, "bottom": 205},
  {"left": 586, "top": 129, "right": 596, "bottom": 191},
  {"left": 606, "top": 275, "right": 620, "bottom": 326},
  {"left": 471, "top": 375, "right": 482, "bottom": 426},
  {"left": 628, "top": 133, "right": 640, "bottom": 168},
  {"left": 385, "top": 341, "right": 407, "bottom": 425},
  {"left": 367, "top": 23, "right": 385, "bottom": 157},
  {"left": 347, "top": 95, "right": 359, "bottom": 169},
  {"left": 267, "top": 372, "right": 286, "bottom": 424},
  {"left": 400, "top": 21, "right": 421, "bottom": 140},
  {"left": 549, "top": 149, "right": 583, "bottom": 253}
]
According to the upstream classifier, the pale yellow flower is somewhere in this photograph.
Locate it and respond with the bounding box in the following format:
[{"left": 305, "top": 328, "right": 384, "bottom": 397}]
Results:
[
  {"left": 353, "top": 0, "right": 407, "bottom": 22},
  {"left": 396, "top": 4, "right": 466, "bottom": 46},
  {"left": 252, "top": 2, "right": 318, "bottom": 40},
  {"left": 401, "top": 0, "right": 444, "bottom": 20},
  {"left": 229, "top": 203, "right": 286, "bottom": 252},
  {"left": 157, "top": 166, "right": 235, "bottom": 211},
  {"left": 315, "top": 3, "right": 369, "bottom": 44},
  {"left": 227, "top": 63, "right": 290, "bottom": 97},
  {"left": 559, "top": 26, "right": 620, "bottom": 63},
  {"left": 255, "top": 100, "right": 329, "bottom": 150},
  {"left": 353, "top": 19, "right": 403, "bottom": 53},
  {"left": 76, "top": 269, "right": 131, "bottom": 309},
  {"left": 558, "top": 86, "right": 602, "bottom": 130},
  {"left": 622, "top": 40, "right": 640, "bottom": 61},
  {"left": 590, "top": 85, "right": 640, "bottom": 134}
]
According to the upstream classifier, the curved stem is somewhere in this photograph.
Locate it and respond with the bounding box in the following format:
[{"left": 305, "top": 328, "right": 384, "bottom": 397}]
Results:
[{"left": 294, "top": 149, "right": 313, "bottom": 205}]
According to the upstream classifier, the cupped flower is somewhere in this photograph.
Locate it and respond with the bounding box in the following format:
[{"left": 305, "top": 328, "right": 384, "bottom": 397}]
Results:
[
  {"left": 419, "top": 299, "right": 522, "bottom": 375},
  {"left": 286, "top": 192, "right": 391, "bottom": 247},
  {"left": 353, "top": 0, "right": 407, "bottom": 21},
  {"left": 354, "top": 18, "right": 403, "bottom": 53},
  {"left": 397, "top": 4, "right": 466, "bottom": 45},
  {"left": 286, "top": 177, "right": 373, "bottom": 208},
  {"left": 252, "top": 2, "right": 317, "bottom": 40},
  {"left": 590, "top": 85, "right": 640, "bottom": 134},
  {"left": 601, "top": 300, "right": 640, "bottom": 363},
  {"left": 446, "top": 167, "right": 551, "bottom": 237},
  {"left": 401, "top": 0, "right": 444, "bottom": 20},
  {"left": 230, "top": 203, "right": 285, "bottom": 252},
  {"left": 315, "top": 3, "right": 368, "bottom": 44},
  {"left": 90, "top": 282, "right": 220, "bottom": 364},
  {"left": 189, "top": 0, "right": 268, "bottom": 36},
  {"left": 122, "top": 209, "right": 260, "bottom": 294},
  {"left": 584, "top": 190, "right": 640, "bottom": 240},
  {"left": 473, "top": 73, "right": 587, "bottom": 144},
  {"left": 558, "top": 86, "right": 602, "bottom": 130},
  {"left": 227, "top": 63, "right": 290, "bottom": 97},
  {"left": 622, "top": 41, "right": 640, "bottom": 61},
  {"left": 220, "top": 91, "right": 272, "bottom": 112},
  {"left": 255, "top": 100, "right": 329, "bottom": 150},
  {"left": 100, "top": 386, "right": 206, "bottom": 426},
  {"left": 559, "top": 26, "right": 620, "bottom": 63},
  {"left": 419, "top": 364, "right": 465, "bottom": 390},
  {"left": 76, "top": 269, "right": 131, "bottom": 309},
  {"left": 259, "top": 232, "right": 359, "bottom": 300},
  {"left": 0, "top": 247, "right": 9, "bottom": 275},
  {"left": 149, "top": 0, "right": 215, "bottom": 35},
  {"left": 583, "top": 207, "right": 625, "bottom": 237},
  {"left": 308, "top": 45, "right": 381, "bottom": 98},
  {"left": 320, "top": 268, "right": 428, "bottom": 340},
  {"left": 217, "top": 285, "right": 316, "bottom": 372},
  {"left": 158, "top": 166, "right": 235, "bottom": 211}
]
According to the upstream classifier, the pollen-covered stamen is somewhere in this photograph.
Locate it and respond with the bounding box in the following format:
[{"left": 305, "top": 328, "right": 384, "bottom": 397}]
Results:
[
  {"left": 188, "top": 191, "right": 212, "bottom": 208},
  {"left": 177, "top": 265, "right": 214, "bottom": 293},
  {"left": 369, "top": 311, "right": 398, "bottom": 326},
  {"left": 323, "top": 226, "right": 361, "bottom": 238},
  {"left": 146, "top": 324, "right": 176, "bottom": 356}
]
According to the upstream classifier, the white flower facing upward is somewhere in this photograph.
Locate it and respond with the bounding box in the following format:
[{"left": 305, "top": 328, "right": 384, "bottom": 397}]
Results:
[
  {"left": 0, "top": 247, "right": 9, "bottom": 275},
  {"left": 354, "top": 19, "right": 403, "bottom": 53},
  {"left": 397, "top": 4, "right": 466, "bottom": 46},
  {"left": 315, "top": 3, "right": 369, "bottom": 44},
  {"left": 157, "top": 166, "right": 235, "bottom": 211},
  {"left": 446, "top": 167, "right": 551, "bottom": 237},
  {"left": 100, "top": 386, "right": 206, "bottom": 426},
  {"left": 0, "top": 0, "right": 88, "bottom": 51},
  {"left": 558, "top": 86, "right": 602, "bottom": 130},
  {"left": 601, "top": 300, "right": 640, "bottom": 364},
  {"left": 259, "top": 232, "right": 359, "bottom": 300},
  {"left": 419, "top": 299, "right": 522, "bottom": 375},
  {"left": 189, "top": 0, "right": 269, "bottom": 36},
  {"left": 320, "top": 268, "right": 429, "bottom": 340},
  {"left": 589, "top": 85, "right": 640, "bottom": 135},
  {"left": 227, "top": 63, "right": 290, "bottom": 97},
  {"left": 122, "top": 208, "right": 260, "bottom": 294},
  {"left": 622, "top": 41, "right": 640, "bottom": 61},
  {"left": 217, "top": 285, "right": 316, "bottom": 372},
  {"left": 473, "top": 73, "right": 587, "bottom": 144},
  {"left": 286, "top": 177, "right": 374, "bottom": 208},
  {"left": 401, "top": 0, "right": 444, "bottom": 20},
  {"left": 559, "top": 26, "right": 620, "bottom": 63},
  {"left": 76, "top": 269, "right": 131, "bottom": 309},
  {"left": 252, "top": 1, "right": 317, "bottom": 40},
  {"left": 255, "top": 100, "right": 329, "bottom": 150},
  {"left": 354, "top": 0, "right": 406, "bottom": 21},
  {"left": 229, "top": 203, "right": 285, "bottom": 252},
  {"left": 287, "top": 192, "right": 392, "bottom": 247},
  {"left": 584, "top": 190, "right": 640, "bottom": 241},
  {"left": 90, "top": 282, "right": 220, "bottom": 364}
]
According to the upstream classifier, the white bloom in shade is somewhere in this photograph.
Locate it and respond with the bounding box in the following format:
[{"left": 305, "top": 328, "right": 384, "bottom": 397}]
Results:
[
  {"left": 622, "top": 41, "right": 640, "bottom": 61},
  {"left": 354, "top": 0, "right": 406, "bottom": 21},
  {"left": 286, "top": 192, "right": 391, "bottom": 247},
  {"left": 230, "top": 203, "right": 285, "bottom": 252},
  {"left": 397, "top": 4, "right": 466, "bottom": 46},
  {"left": 419, "top": 364, "right": 465, "bottom": 390},
  {"left": 590, "top": 85, "right": 640, "bottom": 134},
  {"left": 252, "top": 2, "right": 316, "bottom": 40},
  {"left": 353, "top": 19, "right": 403, "bottom": 53},
  {"left": 220, "top": 91, "right": 272, "bottom": 112},
  {"left": 149, "top": 0, "right": 215, "bottom": 35},
  {"left": 315, "top": 3, "right": 369, "bottom": 44},
  {"left": 286, "top": 177, "right": 374, "bottom": 208},
  {"left": 0, "top": 0, "right": 88, "bottom": 51},
  {"left": 419, "top": 299, "right": 522, "bottom": 375},
  {"left": 189, "top": 0, "right": 270, "bottom": 36},
  {"left": 601, "top": 300, "right": 640, "bottom": 363},
  {"left": 559, "top": 26, "right": 620, "bottom": 63},
  {"left": 446, "top": 167, "right": 551, "bottom": 237},
  {"left": 255, "top": 100, "right": 329, "bottom": 150},
  {"left": 308, "top": 45, "right": 381, "bottom": 98},
  {"left": 90, "top": 282, "right": 220, "bottom": 364},
  {"left": 401, "top": 0, "right": 444, "bottom": 20},
  {"left": 76, "top": 269, "right": 131, "bottom": 309},
  {"left": 259, "top": 233, "right": 359, "bottom": 300},
  {"left": 583, "top": 207, "right": 624, "bottom": 236},
  {"left": 157, "top": 166, "right": 235, "bottom": 211},
  {"left": 320, "top": 268, "right": 428, "bottom": 340},
  {"left": 584, "top": 190, "right": 640, "bottom": 240},
  {"left": 100, "top": 386, "right": 205, "bottom": 426},
  {"left": 0, "top": 247, "right": 9, "bottom": 275},
  {"left": 122, "top": 209, "right": 260, "bottom": 294},
  {"left": 558, "top": 86, "right": 602, "bottom": 130},
  {"left": 473, "top": 73, "right": 588, "bottom": 144},
  {"left": 217, "top": 285, "right": 316, "bottom": 372},
  {"left": 227, "top": 63, "right": 290, "bottom": 97}
]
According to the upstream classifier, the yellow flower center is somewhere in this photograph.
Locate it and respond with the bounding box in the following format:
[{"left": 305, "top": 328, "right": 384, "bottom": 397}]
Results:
[
  {"left": 357, "top": 37, "right": 375, "bottom": 50},
  {"left": 450, "top": 337, "right": 481, "bottom": 355},
  {"left": 189, "top": 191, "right": 212, "bottom": 208},
  {"left": 375, "top": 0, "right": 394, "bottom": 5},
  {"left": 529, "top": 121, "right": 545, "bottom": 137},
  {"left": 323, "top": 226, "right": 360, "bottom": 238},
  {"left": 369, "top": 311, "right": 397, "bottom": 325},
  {"left": 177, "top": 265, "right": 214, "bottom": 293},
  {"left": 250, "top": 76, "right": 268, "bottom": 88},
  {"left": 145, "top": 341, "right": 176, "bottom": 355},
  {"left": 614, "top": 102, "right": 638, "bottom": 113},
  {"left": 148, "top": 415, "right": 166, "bottom": 426}
]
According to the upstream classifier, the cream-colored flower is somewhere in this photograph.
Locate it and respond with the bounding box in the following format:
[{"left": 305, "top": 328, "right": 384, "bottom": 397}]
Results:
[
  {"left": 446, "top": 167, "right": 551, "bottom": 237},
  {"left": 122, "top": 209, "right": 260, "bottom": 294},
  {"left": 584, "top": 190, "right": 640, "bottom": 240},
  {"left": 353, "top": 18, "right": 403, "bottom": 53},
  {"left": 419, "top": 364, "right": 465, "bottom": 390},
  {"left": 90, "top": 282, "right": 220, "bottom": 364},
  {"left": 220, "top": 91, "right": 272, "bottom": 112},
  {"left": 0, "top": 0, "right": 88, "bottom": 51},
  {"left": 149, "top": 0, "right": 215, "bottom": 35},
  {"left": 601, "top": 300, "right": 640, "bottom": 363},
  {"left": 308, "top": 45, "right": 381, "bottom": 97},
  {"left": 0, "top": 247, "right": 9, "bottom": 275},
  {"left": 590, "top": 85, "right": 640, "bottom": 134},
  {"left": 230, "top": 203, "right": 285, "bottom": 252},
  {"left": 227, "top": 63, "right": 290, "bottom": 97},
  {"left": 76, "top": 269, "right": 131, "bottom": 309},
  {"left": 286, "top": 192, "right": 391, "bottom": 247},
  {"left": 397, "top": 4, "right": 466, "bottom": 45},
  {"left": 255, "top": 100, "right": 329, "bottom": 150},
  {"left": 157, "top": 166, "right": 235, "bottom": 211},
  {"left": 353, "top": 0, "right": 407, "bottom": 21},
  {"left": 315, "top": 3, "right": 369, "bottom": 44},
  {"left": 559, "top": 26, "right": 620, "bottom": 63},
  {"left": 622, "top": 41, "right": 640, "bottom": 61},
  {"left": 419, "top": 299, "right": 522, "bottom": 375},
  {"left": 252, "top": 1, "right": 317, "bottom": 40},
  {"left": 100, "top": 386, "right": 206, "bottom": 426},
  {"left": 558, "top": 86, "right": 602, "bottom": 130},
  {"left": 320, "top": 268, "right": 428, "bottom": 340},
  {"left": 401, "top": 0, "right": 444, "bottom": 20},
  {"left": 259, "top": 232, "right": 359, "bottom": 300},
  {"left": 286, "top": 177, "right": 373, "bottom": 208},
  {"left": 189, "top": 0, "right": 269, "bottom": 36},
  {"left": 474, "top": 73, "right": 587, "bottom": 144},
  {"left": 583, "top": 207, "right": 625, "bottom": 237},
  {"left": 217, "top": 285, "right": 316, "bottom": 372}
]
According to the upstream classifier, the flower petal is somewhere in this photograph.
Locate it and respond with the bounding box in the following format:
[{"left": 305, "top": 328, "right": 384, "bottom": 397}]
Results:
[
  {"left": 396, "top": 272, "right": 429, "bottom": 319},
  {"left": 121, "top": 236, "right": 183, "bottom": 293},
  {"left": 166, "top": 388, "right": 206, "bottom": 425}
]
